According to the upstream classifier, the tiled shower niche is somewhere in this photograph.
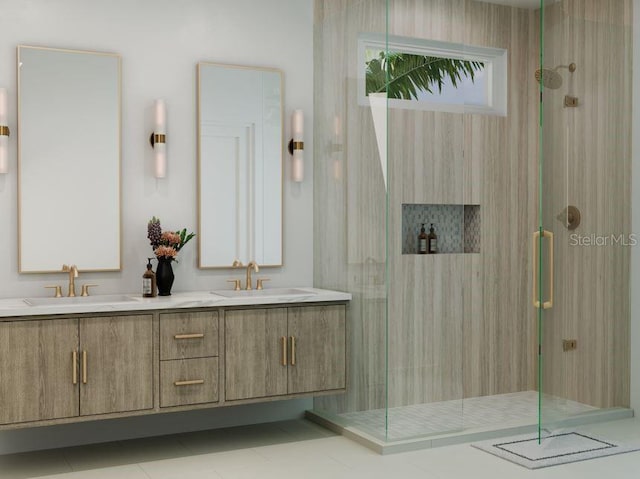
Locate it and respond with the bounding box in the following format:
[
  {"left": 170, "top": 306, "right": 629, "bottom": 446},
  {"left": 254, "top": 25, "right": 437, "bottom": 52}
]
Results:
[{"left": 402, "top": 204, "right": 481, "bottom": 255}]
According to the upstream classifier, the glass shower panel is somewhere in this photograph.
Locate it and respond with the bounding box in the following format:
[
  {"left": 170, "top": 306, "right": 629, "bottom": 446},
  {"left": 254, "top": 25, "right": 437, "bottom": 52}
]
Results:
[
  {"left": 311, "top": 0, "right": 390, "bottom": 441},
  {"left": 384, "top": 0, "right": 465, "bottom": 441},
  {"left": 462, "top": 0, "right": 540, "bottom": 435},
  {"left": 539, "top": 0, "right": 632, "bottom": 438}
]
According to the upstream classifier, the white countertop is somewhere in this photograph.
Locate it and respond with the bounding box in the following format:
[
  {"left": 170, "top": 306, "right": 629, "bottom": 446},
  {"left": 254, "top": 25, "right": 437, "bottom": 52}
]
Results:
[{"left": 0, "top": 288, "right": 351, "bottom": 319}]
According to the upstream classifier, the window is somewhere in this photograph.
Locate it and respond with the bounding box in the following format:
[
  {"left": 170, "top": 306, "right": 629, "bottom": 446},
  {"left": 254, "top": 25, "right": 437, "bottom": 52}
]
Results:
[{"left": 358, "top": 33, "right": 507, "bottom": 116}]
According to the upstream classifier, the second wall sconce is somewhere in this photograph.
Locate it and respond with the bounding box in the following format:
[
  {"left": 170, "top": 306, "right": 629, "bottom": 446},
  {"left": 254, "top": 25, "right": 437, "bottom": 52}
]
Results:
[
  {"left": 0, "top": 88, "right": 10, "bottom": 174},
  {"left": 289, "top": 109, "right": 304, "bottom": 182},
  {"left": 149, "top": 99, "right": 167, "bottom": 178}
]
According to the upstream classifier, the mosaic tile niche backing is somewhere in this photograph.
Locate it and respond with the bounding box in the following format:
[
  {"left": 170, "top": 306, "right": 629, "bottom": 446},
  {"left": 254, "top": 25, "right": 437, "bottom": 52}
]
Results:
[{"left": 402, "top": 204, "right": 481, "bottom": 254}]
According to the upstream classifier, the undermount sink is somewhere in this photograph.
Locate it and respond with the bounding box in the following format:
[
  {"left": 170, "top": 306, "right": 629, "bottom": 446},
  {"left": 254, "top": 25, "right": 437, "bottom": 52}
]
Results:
[
  {"left": 24, "top": 294, "right": 139, "bottom": 307},
  {"left": 212, "top": 288, "right": 316, "bottom": 298}
]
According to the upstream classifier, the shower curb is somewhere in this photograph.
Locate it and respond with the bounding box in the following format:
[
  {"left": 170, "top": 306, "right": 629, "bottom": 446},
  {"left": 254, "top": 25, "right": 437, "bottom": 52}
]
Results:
[{"left": 306, "top": 408, "right": 634, "bottom": 455}]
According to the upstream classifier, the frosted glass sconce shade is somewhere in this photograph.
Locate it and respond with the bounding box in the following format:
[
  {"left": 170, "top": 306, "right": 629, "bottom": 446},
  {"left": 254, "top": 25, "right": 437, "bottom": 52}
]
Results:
[
  {"left": 149, "top": 99, "right": 167, "bottom": 178},
  {"left": 289, "top": 109, "right": 304, "bottom": 182}
]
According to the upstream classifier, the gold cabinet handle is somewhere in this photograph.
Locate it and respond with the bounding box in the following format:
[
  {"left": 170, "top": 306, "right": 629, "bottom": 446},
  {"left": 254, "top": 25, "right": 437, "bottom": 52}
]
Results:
[
  {"left": 281, "top": 336, "right": 287, "bottom": 366},
  {"left": 174, "top": 379, "right": 205, "bottom": 387},
  {"left": 174, "top": 333, "right": 205, "bottom": 340},
  {"left": 290, "top": 336, "right": 296, "bottom": 366},
  {"left": 82, "top": 350, "right": 87, "bottom": 384},
  {"left": 72, "top": 350, "right": 78, "bottom": 385},
  {"left": 533, "top": 230, "right": 554, "bottom": 309}
]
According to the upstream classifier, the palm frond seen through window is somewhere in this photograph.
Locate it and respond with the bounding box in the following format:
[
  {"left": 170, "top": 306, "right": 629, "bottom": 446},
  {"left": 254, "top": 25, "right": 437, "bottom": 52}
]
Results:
[{"left": 366, "top": 51, "right": 485, "bottom": 101}]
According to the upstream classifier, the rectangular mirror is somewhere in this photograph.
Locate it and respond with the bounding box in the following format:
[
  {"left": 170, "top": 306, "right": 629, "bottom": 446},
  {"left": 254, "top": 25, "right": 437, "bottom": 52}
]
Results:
[
  {"left": 198, "top": 63, "right": 283, "bottom": 268},
  {"left": 18, "top": 46, "right": 121, "bottom": 273}
]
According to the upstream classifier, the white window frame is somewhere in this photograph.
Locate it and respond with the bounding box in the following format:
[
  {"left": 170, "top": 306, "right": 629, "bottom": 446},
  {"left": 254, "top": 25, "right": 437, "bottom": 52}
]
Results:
[{"left": 358, "top": 33, "right": 508, "bottom": 116}]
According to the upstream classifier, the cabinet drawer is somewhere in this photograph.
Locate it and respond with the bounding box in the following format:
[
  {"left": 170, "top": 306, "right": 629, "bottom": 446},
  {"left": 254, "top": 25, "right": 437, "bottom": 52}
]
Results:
[
  {"left": 160, "top": 312, "right": 218, "bottom": 360},
  {"left": 160, "top": 357, "right": 219, "bottom": 408}
]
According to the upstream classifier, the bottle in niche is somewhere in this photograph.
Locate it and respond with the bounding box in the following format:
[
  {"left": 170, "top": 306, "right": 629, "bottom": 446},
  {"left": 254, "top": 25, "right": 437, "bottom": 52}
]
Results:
[
  {"left": 418, "top": 223, "right": 428, "bottom": 254},
  {"left": 428, "top": 223, "right": 438, "bottom": 254},
  {"left": 143, "top": 258, "right": 157, "bottom": 298}
]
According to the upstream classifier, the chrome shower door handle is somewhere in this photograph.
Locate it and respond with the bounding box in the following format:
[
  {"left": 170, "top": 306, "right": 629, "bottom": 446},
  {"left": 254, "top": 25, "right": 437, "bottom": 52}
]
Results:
[{"left": 532, "top": 230, "right": 554, "bottom": 310}]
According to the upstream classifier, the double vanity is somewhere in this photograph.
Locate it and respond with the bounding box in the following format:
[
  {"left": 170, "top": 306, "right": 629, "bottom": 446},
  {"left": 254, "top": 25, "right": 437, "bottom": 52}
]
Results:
[
  {"left": 3, "top": 41, "right": 342, "bottom": 434},
  {"left": 0, "top": 288, "right": 350, "bottom": 429}
]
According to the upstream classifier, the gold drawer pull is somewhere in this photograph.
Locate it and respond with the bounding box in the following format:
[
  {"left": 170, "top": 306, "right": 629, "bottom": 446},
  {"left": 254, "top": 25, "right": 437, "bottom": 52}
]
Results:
[
  {"left": 82, "top": 350, "right": 87, "bottom": 384},
  {"left": 174, "top": 333, "right": 205, "bottom": 340},
  {"left": 281, "top": 336, "right": 287, "bottom": 366},
  {"left": 72, "top": 350, "right": 78, "bottom": 385},
  {"left": 174, "top": 379, "right": 205, "bottom": 387},
  {"left": 290, "top": 336, "right": 296, "bottom": 366}
]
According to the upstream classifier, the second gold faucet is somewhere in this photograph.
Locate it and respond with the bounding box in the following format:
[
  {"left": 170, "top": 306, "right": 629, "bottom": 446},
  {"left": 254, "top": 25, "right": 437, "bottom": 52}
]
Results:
[
  {"left": 245, "top": 261, "right": 259, "bottom": 290},
  {"left": 62, "top": 264, "right": 79, "bottom": 297},
  {"left": 227, "top": 261, "right": 267, "bottom": 291}
]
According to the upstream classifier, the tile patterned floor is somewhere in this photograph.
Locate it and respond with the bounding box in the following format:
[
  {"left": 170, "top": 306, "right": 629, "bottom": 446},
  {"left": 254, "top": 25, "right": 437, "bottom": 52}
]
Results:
[
  {"left": 1, "top": 417, "right": 640, "bottom": 479},
  {"left": 337, "top": 391, "right": 598, "bottom": 440}
]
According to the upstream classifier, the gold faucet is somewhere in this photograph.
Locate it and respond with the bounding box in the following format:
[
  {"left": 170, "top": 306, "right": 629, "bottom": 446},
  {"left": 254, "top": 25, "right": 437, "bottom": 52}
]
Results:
[
  {"left": 62, "top": 264, "right": 79, "bottom": 297},
  {"left": 245, "top": 261, "right": 259, "bottom": 290}
]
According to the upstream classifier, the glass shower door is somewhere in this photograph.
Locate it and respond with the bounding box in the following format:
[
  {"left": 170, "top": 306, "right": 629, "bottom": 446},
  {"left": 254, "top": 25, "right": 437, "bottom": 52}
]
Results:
[
  {"left": 532, "top": 0, "right": 568, "bottom": 439},
  {"left": 539, "top": 0, "right": 632, "bottom": 439}
]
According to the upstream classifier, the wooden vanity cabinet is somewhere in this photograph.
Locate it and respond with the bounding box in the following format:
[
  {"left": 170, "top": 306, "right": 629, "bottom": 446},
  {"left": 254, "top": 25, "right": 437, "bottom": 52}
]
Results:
[
  {"left": 0, "top": 314, "right": 153, "bottom": 425},
  {"left": 224, "top": 304, "right": 346, "bottom": 401},
  {"left": 0, "top": 300, "right": 346, "bottom": 429}
]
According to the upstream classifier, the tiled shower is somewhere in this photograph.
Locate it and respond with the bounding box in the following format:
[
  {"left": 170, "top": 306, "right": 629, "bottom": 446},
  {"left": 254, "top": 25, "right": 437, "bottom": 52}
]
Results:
[{"left": 312, "top": 0, "right": 632, "bottom": 447}]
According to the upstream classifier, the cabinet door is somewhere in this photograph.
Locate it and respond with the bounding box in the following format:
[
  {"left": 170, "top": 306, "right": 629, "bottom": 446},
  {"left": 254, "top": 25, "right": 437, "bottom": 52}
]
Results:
[
  {"left": 225, "top": 308, "right": 287, "bottom": 401},
  {"left": 288, "top": 305, "right": 346, "bottom": 394},
  {"left": 0, "top": 319, "right": 79, "bottom": 424},
  {"left": 79, "top": 315, "right": 153, "bottom": 416}
]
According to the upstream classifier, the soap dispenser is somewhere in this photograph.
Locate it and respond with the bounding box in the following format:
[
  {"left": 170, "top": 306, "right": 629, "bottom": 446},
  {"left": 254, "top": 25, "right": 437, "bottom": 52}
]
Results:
[
  {"left": 428, "top": 223, "right": 438, "bottom": 254},
  {"left": 418, "top": 223, "right": 428, "bottom": 254},
  {"left": 143, "top": 258, "right": 157, "bottom": 298}
]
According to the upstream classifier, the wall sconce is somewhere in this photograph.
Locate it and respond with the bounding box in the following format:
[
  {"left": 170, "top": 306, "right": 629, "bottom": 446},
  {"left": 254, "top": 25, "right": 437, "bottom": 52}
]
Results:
[
  {"left": 149, "top": 99, "right": 167, "bottom": 178},
  {"left": 288, "top": 109, "right": 304, "bottom": 182},
  {"left": 0, "top": 88, "right": 10, "bottom": 174}
]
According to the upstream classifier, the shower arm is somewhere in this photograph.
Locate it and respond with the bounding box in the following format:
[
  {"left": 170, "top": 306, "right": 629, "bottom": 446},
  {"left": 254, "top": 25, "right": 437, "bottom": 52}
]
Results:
[{"left": 554, "top": 63, "right": 577, "bottom": 73}]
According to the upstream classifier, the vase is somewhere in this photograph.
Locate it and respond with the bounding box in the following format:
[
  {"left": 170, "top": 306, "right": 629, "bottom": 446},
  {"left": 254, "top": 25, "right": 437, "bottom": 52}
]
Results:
[{"left": 156, "top": 257, "right": 175, "bottom": 296}]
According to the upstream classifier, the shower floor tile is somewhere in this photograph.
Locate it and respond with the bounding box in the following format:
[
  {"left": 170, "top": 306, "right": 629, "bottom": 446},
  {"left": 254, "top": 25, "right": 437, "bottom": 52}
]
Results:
[{"left": 337, "top": 391, "right": 597, "bottom": 441}]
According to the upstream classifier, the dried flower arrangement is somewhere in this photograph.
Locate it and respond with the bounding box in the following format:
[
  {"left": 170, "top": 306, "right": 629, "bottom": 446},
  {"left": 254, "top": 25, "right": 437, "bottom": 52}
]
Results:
[{"left": 147, "top": 216, "right": 195, "bottom": 261}]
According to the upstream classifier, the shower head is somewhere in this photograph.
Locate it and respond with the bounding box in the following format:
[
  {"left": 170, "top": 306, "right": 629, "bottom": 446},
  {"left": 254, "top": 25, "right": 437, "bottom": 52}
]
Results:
[
  {"left": 535, "top": 63, "right": 577, "bottom": 90},
  {"left": 535, "top": 68, "right": 563, "bottom": 89}
]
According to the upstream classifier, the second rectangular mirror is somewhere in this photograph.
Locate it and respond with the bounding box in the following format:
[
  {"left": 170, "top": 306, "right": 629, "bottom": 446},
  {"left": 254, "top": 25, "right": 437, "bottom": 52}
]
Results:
[{"left": 197, "top": 63, "right": 283, "bottom": 268}]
